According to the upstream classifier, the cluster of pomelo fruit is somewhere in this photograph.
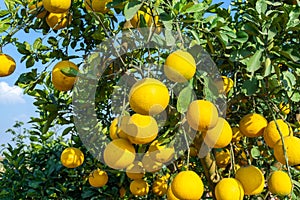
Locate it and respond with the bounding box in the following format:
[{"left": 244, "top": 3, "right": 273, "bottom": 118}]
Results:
[
  {"left": 9, "top": 1, "right": 296, "bottom": 199},
  {"left": 28, "top": 0, "right": 114, "bottom": 30}
]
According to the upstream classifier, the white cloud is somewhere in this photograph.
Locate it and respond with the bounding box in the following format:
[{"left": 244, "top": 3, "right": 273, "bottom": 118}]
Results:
[{"left": 0, "top": 82, "right": 25, "bottom": 104}]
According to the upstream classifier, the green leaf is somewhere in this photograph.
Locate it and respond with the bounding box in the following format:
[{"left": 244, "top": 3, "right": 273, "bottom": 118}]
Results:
[
  {"left": 62, "top": 127, "right": 73, "bottom": 136},
  {"left": 289, "top": 91, "right": 300, "bottom": 102},
  {"left": 124, "top": 1, "right": 143, "bottom": 21},
  {"left": 251, "top": 146, "right": 261, "bottom": 159},
  {"left": 0, "top": 22, "right": 10, "bottom": 33},
  {"left": 279, "top": 48, "right": 300, "bottom": 62},
  {"left": 165, "top": 29, "right": 175, "bottom": 46},
  {"left": 33, "top": 38, "right": 42, "bottom": 50},
  {"left": 177, "top": 86, "right": 194, "bottom": 114},
  {"left": 246, "top": 49, "right": 263, "bottom": 73},
  {"left": 233, "top": 31, "right": 249, "bottom": 43},
  {"left": 26, "top": 56, "right": 35, "bottom": 68},
  {"left": 41, "top": 131, "right": 54, "bottom": 141},
  {"left": 282, "top": 71, "right": 296, "bottom": 90},
  {"left": 60, "top": 67, "right": 78, "bottom": 77},
  {"left": 256, "top": 0, "right": 267, "bottom": 15},
  {"left": 44, "top": 104, "right": 58, "bottom": 112},
  {"left": 182, "top": 3, "right": 208, "bottom": 14},
  {"left": 0, "top": 10, "right": 9, "bottom": 17},
  {"left": 242, "top": 78, "right": 259, "bottom": 96}
]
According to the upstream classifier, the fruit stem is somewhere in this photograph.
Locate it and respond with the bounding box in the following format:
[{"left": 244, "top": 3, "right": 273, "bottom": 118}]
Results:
[
  {"left": 198, "top": 136, "right": 220, "bottom": 199},
  {"left": 182, "top": 126, "right": 190, "bottom": 170},
  {"left": 229, "top": 143, "right": 236, "bottom": 177},
  {"left": 265, "top": 98, "right": 292, "bottom": 192}
]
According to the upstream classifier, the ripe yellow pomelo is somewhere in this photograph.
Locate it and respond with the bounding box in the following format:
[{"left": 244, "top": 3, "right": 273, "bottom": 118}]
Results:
[
  {"left": 119, "top": 186, "right": 126, "bottom": 198},
  {"left": 171, "top": 171, "right": 204, "bottom": 199},
  {"left": 239, "top": 113, "right": 267, "bottom": 138},
  {"left": 268, "top": 170, "right": 292, "bottom": 196},
  {"left": 130, "top": 7, "right": 152, "bottom": 28},
  {"left": 42, "top": 0, "right": 71, "bottom": 13},
  {"left": 186, "top": 99, "right": 219, "bottom": 131},
  {"left": 189, "top": 146, "right": 198, "bottom": 157},
  {"left": 126, "top": 161, "right": 145, "bottom": 180},
  {"left": 28, "top": 1, "right": 47, "bottom": 18},
  {"left": 130, "top": 179, "right": 149, "bottom": 196},
  {"left": 152, "top": 176, "right": 168, "bottom": 196},
  {"left": 88, "top": 169, "right": 108, "bottom": 187},
  {"left": 203, "top": 117, "right": 232, "bottom": 148},
  {"left": 164, "top": 50, "right": 196, "bottom": 82},
  {"left": 279, "top": 102, "right": 290, "bottom": 115},
  {"left": 148, "top": 140, "right": 175, "bottom": 163},
  {"left": 235, "top": 165, "right": 265, "bottom": 195},
  {"left": 51, "top": 60, "right": 78, "bottom": 91},
  {"left": 60, "top": 147, "right": 84, "bottom": 168},
  {"left": 216, "top": 76, "right": 234, "bottom": 94},
  {"left": 141, "top": 152, "right": 163, "bottom": 173},
  {"left": 215, "top": 178, "right": 244, "bottom": 200},
  {"left": 274, "top": 136, "right": 300, "bottom": 166},
  {"left": 103, "top": 138, "right": 135, "bottom": 169},
  {"left": 109, "top": 116, "right": 128, "bottom": 140},
  {"left": 215, "top": 148, "right": 231, "bottom": 168},
  {"left": 167, "top": 186, "right": 180, "bottom": 200},
  {"left": 263, "top": 119, "right": 292, "bottom": 148},
  {"left": 84, "top": 0, "right": 112, "bottom": 13},
  {"left": 121, "top": 114, "right": 158, "bottom": 144},
  {"left": 129, "top": 78, "right": 169, "bottom": 115},
  {"left": 46, "top": 12, "right": 72, "bottom": 30},
  {"left": 232, "top": 127, "right": 243, "bottom": 143},
  {"left": 0, "top": 53, "right": 16, "bottom": 77}
]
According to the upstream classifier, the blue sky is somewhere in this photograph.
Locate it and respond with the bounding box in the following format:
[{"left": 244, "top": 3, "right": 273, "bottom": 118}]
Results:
[{"left": 0, "top": 0, "right": 232, "bottom": 150}]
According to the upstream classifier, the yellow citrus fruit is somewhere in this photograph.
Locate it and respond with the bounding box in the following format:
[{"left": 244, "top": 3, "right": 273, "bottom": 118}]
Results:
[
  {"left": 263, "top": 119, "right": 293, "bottom": 148},
  {"left": 171, "top": 170, "right": 204, "bottom": 199},
  {"left": 130, "top": 7, "right": 152, "bottom": 28},
  {"left": 60, "top": 147, "right": 84, "bottom": 168},
  {"left": 167, "top": 186, "right": 180, "bottom": 200},
  {"left": 121, "top": 114, "right": 158, "bottom": 144},
  {"left": 232, "top": 127, "right": 243, "bottom": 143},
  {"left": 42, "top": 0, "right": 71, "bottom": 13},
  {"left": 215, "top": 178, "right": 244, "bottom": 200},
  {"left": 215, "top": 148, "right": 231, "bottom": 168},
  {"left": 46, "top": 12, "right": 72, "bottom": 30},
  {"left": 0, "top": 53, "right": 16, "bottom": 77},
  {"left": 28, "top": 1, "right": 47, "bottom": 18},
  {"left": 126, "top": 161, "right": 145, "bottom": 180},
  {"left": 141, "top": 152, "right": 163, "bottom": 173},
  {"left": 203, "top": 117, "right": 232, "bottom": 148},
  {"left": 152, "top": 176, "right": 168, "bottom": 196},
  {"left": 148, "top": 140, "right": 175, "bottom": 163},
  {"left": 273, "top": 136, "right": 300, "bottom": 166},
  {"left": 186, "top": 99, "right": 219, "bottom": 131},
  {"left": 129, "top": 78, "right": 169, "bottom": 115},
  {"left": 51, "top": 60, "right": 78, "bottom": 91},
  {"left": 119, "top": 186, "right": 126, "bottom": 198},
  {"left": 103, "top": 138, "right": 136, "bottom": 169},
  {"left": 130, "top": 179, "right": 149, "bottom": 196},
  {"left": 279, "top": 102, "right": 290, "bottom": 115},
  {"left": 84, "top": 0, "right": 112, "bottom": 13},
  {"left": 235, "top": 165, "right": 265, "bottom": 195},
  {"left": 109, "top": 116, "right": 128, "bottom": 140},
  {"left": 164, "top": 50, "right": 196, "bottom": 82},
  {"left": 222, "top": 76, "right": 234, "bottom": 93},
  {"left": 189, "top": 146, "right": 198, "bottom": 157},
  {"left": 88, "top": 169, "right": 108, "bottom": 187},
  {"left": 239, "top": 113, "right": 268, "bottom": 138},
  {"left": 268, "top": 170, "right": 292, "bottom": 196}
]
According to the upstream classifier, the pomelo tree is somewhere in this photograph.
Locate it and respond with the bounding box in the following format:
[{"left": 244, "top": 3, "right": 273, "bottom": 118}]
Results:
[{"left": 0, "top": 0, "right": 300, "bottom": 199}]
